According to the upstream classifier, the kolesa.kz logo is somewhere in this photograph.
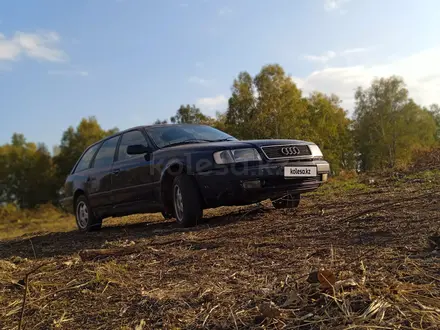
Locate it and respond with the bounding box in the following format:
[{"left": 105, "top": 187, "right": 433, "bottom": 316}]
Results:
[{"left": 290, "top": 168, "right": 311, "bottom": 175}]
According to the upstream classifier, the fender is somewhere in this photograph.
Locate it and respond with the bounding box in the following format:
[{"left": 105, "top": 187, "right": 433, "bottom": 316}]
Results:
[{"left": 159, "top": 158, "right": 187, "bottom": 185}]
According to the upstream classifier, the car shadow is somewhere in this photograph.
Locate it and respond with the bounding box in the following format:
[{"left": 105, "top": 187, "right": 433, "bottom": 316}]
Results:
[{"left": 0, "top": 207, "right": 265, "bottom": 260}]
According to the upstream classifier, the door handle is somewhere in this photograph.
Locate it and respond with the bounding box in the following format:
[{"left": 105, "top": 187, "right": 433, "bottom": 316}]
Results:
[{"left": 112, "top": 169, "right": 121, "bottom": 175}]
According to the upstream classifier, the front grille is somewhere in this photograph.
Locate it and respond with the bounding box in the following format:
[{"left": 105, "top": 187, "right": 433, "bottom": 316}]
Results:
[{"left": 261, "top": 144, "right": 311, "bottom": 159}]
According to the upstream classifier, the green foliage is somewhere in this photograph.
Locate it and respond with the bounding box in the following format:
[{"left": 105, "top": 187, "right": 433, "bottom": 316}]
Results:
[
  {"left": 306, "top": 92, "right": 355, "bottom": 174},
  {"left": 0, "top": 134, "right": 58, "bottom": 208},
  {"left": 426, "top": 104, "right": 440, "bottom": 140},
  {"left": 226, "top": 71, "right": 256, "bottom": 138},
  {"left": 170, "top": 104, "right": 212, "bottom": 124},
  {"left": 154, "top": 119, "right": 168, "bottom": 124},
  {"left": 353, "top": 76, "right": 437, "bottom": 170},
  {"left": 53, "top": 116, "right": 118, "bottom": 185},
  {"left": 226, "top": 65, "right": 310, "bottom": 140}
]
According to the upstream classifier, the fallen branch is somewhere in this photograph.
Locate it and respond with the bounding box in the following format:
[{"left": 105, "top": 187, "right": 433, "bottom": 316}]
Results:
[
  {"left": 78, "top": 246, "right": 141, "bottom": 262},
  {"left": 18, "top": 262, "right": 50, "bottom": 330}
]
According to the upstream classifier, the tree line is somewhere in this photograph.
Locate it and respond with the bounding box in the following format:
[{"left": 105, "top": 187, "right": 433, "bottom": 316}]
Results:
[{"left": 1, "top": 64, "right": 439, "bottom": 208}]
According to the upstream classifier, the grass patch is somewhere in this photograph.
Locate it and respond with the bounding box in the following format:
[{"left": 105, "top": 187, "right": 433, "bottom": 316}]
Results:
[
  {"left": 0, "top": 203, "right": 75, "bottom": 240},
  {"left": 392, "top": 169, "right": 440, "bottom": 189},
  {"left": 309, "top": 176, "right": 371, "bottom": 198},
  {"left": 405, "top": 169, "right": 440, "bottom": 180}
]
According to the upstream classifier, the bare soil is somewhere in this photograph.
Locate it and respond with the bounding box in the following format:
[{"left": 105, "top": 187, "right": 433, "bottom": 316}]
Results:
[{"left": 0, "top": 173, "right": 439, "bottom": 329}]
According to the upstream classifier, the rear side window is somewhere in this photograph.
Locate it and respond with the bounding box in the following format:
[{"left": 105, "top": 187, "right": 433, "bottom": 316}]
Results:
[
  {"left": 74, "top": 143, "right": 100, "bottom": 173},
  {"left": 118, "top": 130, "right": 149, "bottom": 162},
  {"left": 92, "top": 136, "right": 120, "bottom": 169}
]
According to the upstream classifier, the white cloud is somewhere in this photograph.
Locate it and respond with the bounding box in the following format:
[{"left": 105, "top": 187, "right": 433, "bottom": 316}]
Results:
[
  {"left": 196, "top": 95, "right": 228, "bottom": 112},
  {"left": 340, "top": 47, "right": 369, "bottom": 55},
  {"left": 0, "top": 34, "right": 21, "bottom": 60},
  {"left": 48, "top": 70, "right": 88, "bottom": 77},
  {"left": 0, "top": 31, "right": 67, "bottom": 63},
  {"left": 303, "top": 48, "right": 369, "bottom": 64},
  {"left": 324, "top": 0, "right": 351, "bottom": 11},
  {"left": 188, "top": 76, "right": 212, "bottom": 86},
  {"left": 303, "top": 51, "right": 336, "bottom": 63},
  {"left": 295, "top": 47, "right": 440, "bottom": 113}
]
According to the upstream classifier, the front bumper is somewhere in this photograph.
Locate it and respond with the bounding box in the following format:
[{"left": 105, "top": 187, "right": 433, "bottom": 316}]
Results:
[
  {"left": 59, "top": 196, "right": 74, "bottom": 214},
  {"left": 195, "top": 160, "right": 330, "bottom": 207}
]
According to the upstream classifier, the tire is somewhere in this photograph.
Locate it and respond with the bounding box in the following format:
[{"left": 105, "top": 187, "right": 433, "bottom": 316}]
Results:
[
  {"left": 75, "top": 195, "right": 102, "bottom": 232},
  {"left": 271, "top": 194, "right": 300, "bottom": 209},
  {"left": 172, "top": 174, "right": 203, "bottom": 227}
]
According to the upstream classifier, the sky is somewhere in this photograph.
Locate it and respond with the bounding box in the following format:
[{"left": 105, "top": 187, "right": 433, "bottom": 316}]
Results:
[{"left": 0, "top": 0, "right": 439, "bottom": 150}]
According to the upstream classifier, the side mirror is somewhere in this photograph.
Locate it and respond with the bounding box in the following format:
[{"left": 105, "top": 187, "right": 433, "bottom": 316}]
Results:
[{"left": 126, "top": 144, "right": 149, "bottom": 155}]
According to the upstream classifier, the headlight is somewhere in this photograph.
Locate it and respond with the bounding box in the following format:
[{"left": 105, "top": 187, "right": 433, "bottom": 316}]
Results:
[
  {"left": 308, "top": 144, "right": 323, "bottom": 158},
  {"left": 213, "top": 148, "right": 262, "bottom": 164}
]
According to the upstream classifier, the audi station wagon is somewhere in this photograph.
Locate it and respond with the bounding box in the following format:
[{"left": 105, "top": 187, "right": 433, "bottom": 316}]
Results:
[{"left": 59, "top": 124, "right": 330, "bottom": 231}]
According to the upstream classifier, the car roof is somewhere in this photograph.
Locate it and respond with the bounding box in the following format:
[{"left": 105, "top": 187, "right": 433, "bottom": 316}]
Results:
[{"left": 89, "top": 123, "right": 206, "bottom": 147}]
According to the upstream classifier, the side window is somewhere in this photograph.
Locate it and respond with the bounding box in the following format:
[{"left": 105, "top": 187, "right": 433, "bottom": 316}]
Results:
[
  {"left": 118, "top": 130, "right": 149, "bottom": 162},
  {"left": 74, "top": 143, "right": 100, "bottom": 173},
  {"left": 92, "top": 136, "right": 120, "bottom": 169}
]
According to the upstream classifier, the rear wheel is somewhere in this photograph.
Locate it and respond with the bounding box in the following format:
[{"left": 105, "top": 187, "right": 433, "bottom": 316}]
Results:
[
  {"left": 75, "top": 195, "right": 102, "bottom": 232},
  {"left": 271, "top": 194, "right": 300, "bottom": 209},
  {"left": 172, "top": 174, "right": 203, "bottom": 227}
]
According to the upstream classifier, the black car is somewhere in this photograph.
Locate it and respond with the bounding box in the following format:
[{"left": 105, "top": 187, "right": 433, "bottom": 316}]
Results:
[{"left": 60, "top": 124, "right": 330, "bottom": 231}]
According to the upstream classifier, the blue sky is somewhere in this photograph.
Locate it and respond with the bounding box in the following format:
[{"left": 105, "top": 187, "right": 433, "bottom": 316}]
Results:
[{"left": 1, "top": 0, "right": 439, "bottom": 150}]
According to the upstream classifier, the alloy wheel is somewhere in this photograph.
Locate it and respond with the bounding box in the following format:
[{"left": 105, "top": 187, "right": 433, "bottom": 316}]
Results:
[
  {"left": 173, "top": 185, "right": 184, "bottom": 222},
  {"left": 76, "top": 201, "right": 89, "bottom": 229}
]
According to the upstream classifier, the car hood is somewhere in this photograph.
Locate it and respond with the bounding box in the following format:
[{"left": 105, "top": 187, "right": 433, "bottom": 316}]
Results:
[
  {"left": 240, "top": 139, "right": 313, "bottom": 147},
  {"left": 155, "top": 139, "right": 313, "bottom": 154}
]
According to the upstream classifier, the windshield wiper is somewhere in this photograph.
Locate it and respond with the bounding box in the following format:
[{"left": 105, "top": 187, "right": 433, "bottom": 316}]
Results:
[
  {"left": 209, "top": 137, "right": 235, "bottom": 142},
  {"left": 162, "top": 137, "right": 235, "bottom": 148},
  {"left": 162, "top": 139, "right": 212, "bottom": 148}
]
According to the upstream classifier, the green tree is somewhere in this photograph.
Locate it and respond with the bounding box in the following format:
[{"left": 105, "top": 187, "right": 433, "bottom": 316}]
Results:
[
  {"left": 225, "top": 71, "right": 256, "bottom": 138},
  {"left": 154, "top": 119, "right": 168, "bottom": 124},
  {"left": 212, "top": 111, "right": 228, "bottom": 133},
  {"left": 170, "top": 105, "right": 211, "bottom": 124},
  {"left": 253, "top": 64, "right": 309, "bottom": 139},
  {"left": 53, "top": 117, "right": 118, "bottom": 185},
  {"left": 226, "top": 64, "right": 309, "bottom": 140},
  {"left": 306, "top": 92, "right": 355, "bottom": 174},
  {"left": 0, "top": 134, "right": 58, "bottom": 208},
  {"left": 353, "top": 76, "right": 437, "bottom": 170},
  {"left": 426, "top": 104, "right": 440, "bottom": 141}
]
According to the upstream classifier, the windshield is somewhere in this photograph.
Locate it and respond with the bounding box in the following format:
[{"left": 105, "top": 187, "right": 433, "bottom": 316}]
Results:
[{"left": 147, "top": 125, "right": 237, "bottom": 148}]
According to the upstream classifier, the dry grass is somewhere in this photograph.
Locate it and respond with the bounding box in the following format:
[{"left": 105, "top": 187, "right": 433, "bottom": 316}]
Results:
[
  {"left": 0, "top": 171, "right": 439, "bottom": 329},
  {"left": 0, "top": 204, "right": 75, "bottom": 240}
]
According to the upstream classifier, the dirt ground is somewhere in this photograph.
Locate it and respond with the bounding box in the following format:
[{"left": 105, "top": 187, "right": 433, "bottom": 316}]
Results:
[{"left": 0, "top": 172, "right": 439, "bottom": 330}]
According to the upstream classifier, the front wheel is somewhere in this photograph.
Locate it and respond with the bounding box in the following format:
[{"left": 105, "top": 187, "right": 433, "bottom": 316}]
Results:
[
  {"left": 75, "top": 195, "right": 102, "bottom": 232},
  {"left": 271, "top": 194, "right": 300, "bottom": 209},
  {"left": 172, "top": 174, "right": 203, "bottom": 227}
]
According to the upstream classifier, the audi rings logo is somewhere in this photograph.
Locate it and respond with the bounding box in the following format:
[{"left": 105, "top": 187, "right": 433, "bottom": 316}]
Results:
[{"left": 281, "top": 146, "right": 301, "bottom": 156}]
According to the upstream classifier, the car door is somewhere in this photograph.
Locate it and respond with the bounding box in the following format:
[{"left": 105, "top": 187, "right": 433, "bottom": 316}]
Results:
[
  {"left": 111, "top": 129, "right": 159, "bottom": 207},
  {"left": 87, "top": 135, "right": 120, "bottom": 211}
]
